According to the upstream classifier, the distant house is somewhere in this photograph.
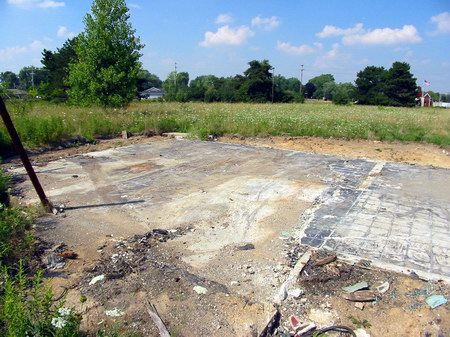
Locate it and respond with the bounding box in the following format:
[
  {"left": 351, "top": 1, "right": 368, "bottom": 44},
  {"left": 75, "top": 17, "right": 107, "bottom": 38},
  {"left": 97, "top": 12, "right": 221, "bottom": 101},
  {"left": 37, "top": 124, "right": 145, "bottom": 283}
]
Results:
[
  {"left": 420, "top": 93, "right": 433, "bottom": 107},
  {"left": 138, "top": 87, "right": 165, "bottom": 99}
]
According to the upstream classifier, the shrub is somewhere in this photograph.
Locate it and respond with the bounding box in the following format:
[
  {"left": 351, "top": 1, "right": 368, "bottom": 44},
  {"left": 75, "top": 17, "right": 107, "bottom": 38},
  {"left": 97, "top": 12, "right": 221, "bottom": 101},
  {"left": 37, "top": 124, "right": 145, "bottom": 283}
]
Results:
[{"left": 0, "top": 263, "right": 81, "bottom": 337}]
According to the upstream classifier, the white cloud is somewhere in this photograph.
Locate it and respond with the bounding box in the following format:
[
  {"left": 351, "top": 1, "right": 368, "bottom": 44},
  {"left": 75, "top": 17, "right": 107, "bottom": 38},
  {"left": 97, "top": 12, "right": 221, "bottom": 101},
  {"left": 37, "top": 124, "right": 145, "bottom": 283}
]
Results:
[
  {"left": 326, "top": 43, "right": 339, "bottom": 59},
  {"left": 57, "top": 26, "right": 75, "bottom": 39},
  {"left": 7, "top": 0, "right": 64, "bottom": 8},
  {"left": 276, "top": 41, "right": 318, "bottom": 55},
  {"left": 216, "top": 13, "right": 233, "bottom": 25},
  {"left": 251, "top": 15, "right": 280, "bottom": 31},
  {"left": 29, "top": 40, "right": 45, "bottom": 50},
  {"left": 318, "top": 23, "right": 421, "bottom": 46},
  {"left": 0, "top": 46, "right": 28, "bottom": 61},
  {"left": 200, "top": 25, "right": 255, "bottom": 47},
  {"left": 0, "top": 40, "right": 45, "bottom": 63},
  {"left": 343, "top": 25, "right": 421, "bottom": 45},
  {"left": 430, "top": 12, "right": 450, "bottom": 34},
  {"left": 38, "top": 0, "right": 64, "bottom": 8},
  {"left": 317, "top": 23, "right": 364, "bottom": 38}
]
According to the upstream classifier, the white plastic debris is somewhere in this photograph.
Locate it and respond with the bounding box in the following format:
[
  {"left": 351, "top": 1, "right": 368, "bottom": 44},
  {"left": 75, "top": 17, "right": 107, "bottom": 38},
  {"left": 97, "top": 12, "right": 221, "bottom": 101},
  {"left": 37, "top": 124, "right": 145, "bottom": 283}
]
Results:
[
  {"left": 193, "top": 285, "right": 208, "bottom": 295},
  {"left": 105, "top": 308, "right": 124, "bottom": 317},
  {"left": 89, "top": 274, "right": 105, "bottom": 285}
]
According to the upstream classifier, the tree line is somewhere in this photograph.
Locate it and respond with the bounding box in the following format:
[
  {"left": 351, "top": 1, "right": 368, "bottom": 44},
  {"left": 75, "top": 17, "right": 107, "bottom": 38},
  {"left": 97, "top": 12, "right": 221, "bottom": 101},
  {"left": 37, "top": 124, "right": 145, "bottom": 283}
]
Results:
[{"left": 0, "top": 0, "right": 447, "bottom": 107}]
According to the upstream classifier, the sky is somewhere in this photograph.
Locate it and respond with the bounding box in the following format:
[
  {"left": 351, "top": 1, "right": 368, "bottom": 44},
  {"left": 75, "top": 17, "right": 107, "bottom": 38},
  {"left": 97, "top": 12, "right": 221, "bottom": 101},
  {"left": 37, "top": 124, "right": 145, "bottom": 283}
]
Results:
[{"left": 1, "top": 0, "right": 450, "bottom": 92}]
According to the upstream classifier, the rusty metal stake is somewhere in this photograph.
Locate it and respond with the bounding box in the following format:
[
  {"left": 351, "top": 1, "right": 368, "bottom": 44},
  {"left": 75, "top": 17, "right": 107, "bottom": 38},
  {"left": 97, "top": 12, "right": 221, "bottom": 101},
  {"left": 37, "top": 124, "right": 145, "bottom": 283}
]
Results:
[{"left": 0, "top": 97, "right": 53, "bottom": 212}]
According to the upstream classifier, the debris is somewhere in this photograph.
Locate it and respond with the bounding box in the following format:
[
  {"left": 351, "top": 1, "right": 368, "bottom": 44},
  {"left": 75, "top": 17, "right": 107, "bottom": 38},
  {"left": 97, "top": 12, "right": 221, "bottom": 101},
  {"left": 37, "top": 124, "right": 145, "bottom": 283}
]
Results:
[
  {"left": 153, "top": 228, "right": 169, "bottom": 236},
  {"left": 258, "top": 309, "right": 281, "bottom": 337},
  {"left": 355, "top": 259, "right": 372, "bottom": 270},
  {"left": 295, "top": 323, "right": 316, "bottom": 336},
  {"left": 354, "top": 328, "right": 371, "bottom": 337},
  {"left": 354, "top": 302, "right": 365, "bottom": 310},
  {"left": 376, "top": 281, "right": 390, "bottom": 294},
  {"left": 193, "top": 285, "right": 208, "bottom": 295},
  {"left": 230, "top": 281, "right": 239, "bottom": 286},
  {"left": 343, "top": 281, "right": 369, "bottom": 293},
  {"left": 72, "top": 174, "right": 78, "bottom": 178},
  {"left": 343, "top": 290, "right": 377, "bottom": 302},
  {"left": 313, "top": 253, "right": 337, "bottom": 267},
  {"left": 236, "top": 243, "right": 255, "bottom": 251},
  {"left": 146, "top": 302, "right": 171, "bottom": 337},
  {"left": 89, "top": 274, "right": 105, "bottom": 285},
  {"left": 426, "top": 295, "right": 448, "bottom": 309},
  {"left": 57, "top": 251, "right": 78, "bottom": 259},
  {"left": 105, "top": 308, "right": 124, "bottom": 317},
  {"left": 308, "top": 308, "right": 336, "bottom": 326},
  {"left": 44, "top": 253, "right": 66, "bottom": 269},
  {"left": 289, "top": 314, "right": 301, "bottom": 330},
  {"left": 288, "top": 288, "right": 304, "bottom": 299},
  {"left": 121, "top": 130, "right": 130, "bottom": 139}
]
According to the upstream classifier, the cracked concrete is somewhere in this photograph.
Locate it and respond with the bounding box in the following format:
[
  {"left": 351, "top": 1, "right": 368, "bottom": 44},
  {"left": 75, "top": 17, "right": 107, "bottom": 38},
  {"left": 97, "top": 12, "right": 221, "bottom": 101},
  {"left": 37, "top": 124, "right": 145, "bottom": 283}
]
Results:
[{"left": 11, "top": 139, "right": 450, "bottom": 289}]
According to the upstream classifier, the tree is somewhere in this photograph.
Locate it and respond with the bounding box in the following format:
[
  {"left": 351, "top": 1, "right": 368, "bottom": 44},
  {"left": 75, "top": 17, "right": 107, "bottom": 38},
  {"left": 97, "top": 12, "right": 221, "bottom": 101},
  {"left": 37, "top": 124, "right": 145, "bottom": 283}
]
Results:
[
  {"left": 304, "top": 82, "right": 316, "bottom": 98},
  {"left": 241, "top": 60, "right": 273, "bottom": 102},
  {"left": 67, "top": 0, "right": 143, "bottom": 107},
  {"left": 333, "top": 82, "right": 356, "bottom": 105},
  {"left": 41, "top": 37, "right": 78, "bottom": 101},
  {"left": 18, "top": 66, "right": 49, "bottom": 90},
  {"left": 308, "top": 74, "right": 335, "bottom": 99},
  {"left": 0, "top": 71, "right": 19, "bottom": 89},
  {"left": 163, "top": 71, "right": 189, "bottom": 101},
  {"left": 386, "top": 62, "right": 417, "bottom": 107},
  {"left": 136, "top": 70, "right": 162, "bottom": 92},
  {"left": 355, "top": 66, "right": 389, "bottom": 105},
  {"left": 322, "top": 81, "right": 337, "bottom": 100}
]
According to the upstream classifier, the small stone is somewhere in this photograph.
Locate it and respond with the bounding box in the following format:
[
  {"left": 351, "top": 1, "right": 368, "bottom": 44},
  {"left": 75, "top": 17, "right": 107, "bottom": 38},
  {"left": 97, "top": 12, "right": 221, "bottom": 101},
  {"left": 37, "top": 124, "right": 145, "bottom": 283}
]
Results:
[
  {"left": 193, "top": 285, "right": 208, "bottom": 295},
  {"left": 89, "top": 274, "right": 105, "bottom": 285},
  {"left": 355, "top": 302, "right": 365, "bottom": 310},
  {"left": 230, "top": 281, "right": 239, "bottom": 286},
  {"left": 288, "top": 288, "right": 304, "bottom": 299}
]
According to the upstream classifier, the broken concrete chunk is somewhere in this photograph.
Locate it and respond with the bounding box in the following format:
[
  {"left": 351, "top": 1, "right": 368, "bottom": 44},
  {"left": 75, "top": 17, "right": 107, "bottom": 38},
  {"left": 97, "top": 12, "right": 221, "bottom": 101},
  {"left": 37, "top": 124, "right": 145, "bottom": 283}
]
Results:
[
  {"left": 343, "top": 281, "right": 369, "bottom": 293},
  {"left": 193, "top": 285, "right": 208, "bottom": 295},
  {"left": 342, "top": 290, "right": 377, "bottom": 302},
  {"left": 288, "top": 288, "right": 304, "bottom": 299},
  {"left": 105, "top": 308, "right": 124, "bottom": 317},
  {"left": 89, "top": 274, "right": 105, "bottom": 285},
  {"left": 354, "top": 328, "right": 371, "bottom": 337},
  {"left": 354, "top": 302, "right": 365, "bottom": 310},
  {"left": 426, "top": 295, "right": 448, "bottom": 309}
]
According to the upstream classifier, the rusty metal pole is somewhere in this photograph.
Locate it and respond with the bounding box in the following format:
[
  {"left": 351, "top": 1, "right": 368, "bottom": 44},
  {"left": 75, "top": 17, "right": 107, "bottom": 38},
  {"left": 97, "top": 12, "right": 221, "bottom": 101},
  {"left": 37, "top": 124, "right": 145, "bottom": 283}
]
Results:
[{"left": 0, "top": 97, "right": 53, "bottom": 212}]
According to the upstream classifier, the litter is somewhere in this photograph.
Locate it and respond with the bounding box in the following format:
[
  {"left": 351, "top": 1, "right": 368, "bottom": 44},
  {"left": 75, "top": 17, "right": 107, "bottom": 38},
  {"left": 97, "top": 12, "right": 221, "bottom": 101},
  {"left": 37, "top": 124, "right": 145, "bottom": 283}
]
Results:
[
  {"left": 105, "top": 308, "right": 124, "bottom": 317},
  {"left": 343, "top": 281, "right": 369, "bottom": 293},
  {"left": 426, "top": 295, "right": 447, "bottom": 309},
  {"left": 376, "top": 281, "right": 390, "bottom": 294},
  {"left": 89, "top": 274, "right": 105, "bottom": 285},
  {"left": 193, "top": 285, "right": 208, "bottom": 295},
  {"left": 343, "top": 290, "right": 377, "bottom": 302}
]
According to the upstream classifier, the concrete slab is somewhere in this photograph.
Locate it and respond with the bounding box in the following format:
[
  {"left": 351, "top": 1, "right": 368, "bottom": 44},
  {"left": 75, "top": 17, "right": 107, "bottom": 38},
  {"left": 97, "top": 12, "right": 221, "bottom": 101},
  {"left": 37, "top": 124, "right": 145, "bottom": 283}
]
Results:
[{"left": 12, "top": 139, "right": 450, "bottom": 290}]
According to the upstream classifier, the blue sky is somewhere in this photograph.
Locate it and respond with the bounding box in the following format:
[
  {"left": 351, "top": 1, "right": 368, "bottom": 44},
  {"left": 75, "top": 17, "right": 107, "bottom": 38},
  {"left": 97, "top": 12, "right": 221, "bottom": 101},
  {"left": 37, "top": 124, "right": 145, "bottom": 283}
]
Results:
[{"left": 1, "top": 0, "right": 450, "bottom": 92}]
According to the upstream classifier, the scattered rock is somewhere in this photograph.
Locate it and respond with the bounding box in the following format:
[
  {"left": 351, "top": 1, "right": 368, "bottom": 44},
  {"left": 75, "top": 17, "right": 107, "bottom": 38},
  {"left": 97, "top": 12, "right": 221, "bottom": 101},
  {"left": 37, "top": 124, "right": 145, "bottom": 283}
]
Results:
[
  {"left": 193, "top": 285, "right": 208, "bottom": 295},
  {"left": 105, "top": 308, "right": 124, "bottom": 317},
  {"left": 354, "top": 328, "right": 371, "bottom": 337},
  {"left": 89, "top": 274, "right": 105, "bottom": 285},
  {"left": 236, "top": 243, "right": 255, "bottom": 251},
  {"left": 288, "top": 288, "right": 304, "bottom": 299},
  {"left": 354, "top": 302, "right": 365, "bottom": 310}
]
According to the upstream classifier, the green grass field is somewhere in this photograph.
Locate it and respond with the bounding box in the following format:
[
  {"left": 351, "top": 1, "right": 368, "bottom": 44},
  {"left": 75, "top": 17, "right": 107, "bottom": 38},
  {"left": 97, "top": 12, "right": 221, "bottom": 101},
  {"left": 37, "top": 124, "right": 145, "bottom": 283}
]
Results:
[{"left": 1, "top": 100, "right": 449, "bottom": 154}]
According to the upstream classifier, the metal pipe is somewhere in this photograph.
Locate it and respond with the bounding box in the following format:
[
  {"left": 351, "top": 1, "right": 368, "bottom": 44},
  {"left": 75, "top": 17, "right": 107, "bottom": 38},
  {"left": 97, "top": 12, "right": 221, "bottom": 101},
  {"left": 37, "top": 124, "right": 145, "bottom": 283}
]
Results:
[{"left": 0, "top": 97, "right": 53, "bottom": 212}]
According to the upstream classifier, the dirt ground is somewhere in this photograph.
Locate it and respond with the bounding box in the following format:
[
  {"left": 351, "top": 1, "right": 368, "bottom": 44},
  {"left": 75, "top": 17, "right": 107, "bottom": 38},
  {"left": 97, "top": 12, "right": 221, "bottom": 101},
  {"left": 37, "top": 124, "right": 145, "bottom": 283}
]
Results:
[
  {"left": 7, "top": 135, "right": 450, "bottom": 337},
  {"left": 19, "top": 134, "right": 450, "bottom": 169}
]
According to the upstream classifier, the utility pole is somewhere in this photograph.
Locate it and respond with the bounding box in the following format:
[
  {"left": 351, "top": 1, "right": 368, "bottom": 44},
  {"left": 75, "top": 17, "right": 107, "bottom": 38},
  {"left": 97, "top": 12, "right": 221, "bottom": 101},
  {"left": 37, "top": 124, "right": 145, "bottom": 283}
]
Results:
[
  {"left": 300, "top": 64, "right": 304, "bottom": 98},
  {"left": 272, "top": 67, "right": 275, "bottom": 103},
  {"left": 174, "top": 62, "right": 177, "bottom": 89},
  {"left": 0, "top": 97, "right": 53, "bottom": 212},
  {"left": 30, "top": 67, "right": 35, "bottom": 88}
]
